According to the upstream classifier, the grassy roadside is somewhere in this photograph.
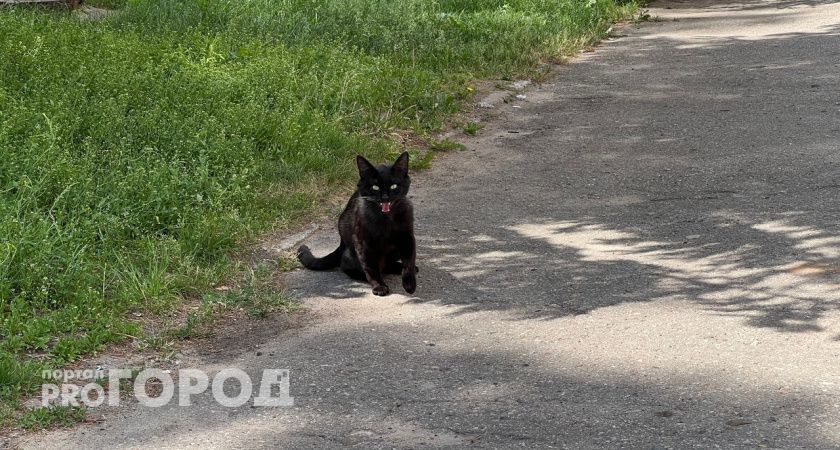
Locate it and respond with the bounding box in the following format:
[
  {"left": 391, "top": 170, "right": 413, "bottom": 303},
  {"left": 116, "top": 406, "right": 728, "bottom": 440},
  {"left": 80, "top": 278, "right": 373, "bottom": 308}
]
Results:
[{"left": 0, "top": 0, "right": 640, "bottom": 429}]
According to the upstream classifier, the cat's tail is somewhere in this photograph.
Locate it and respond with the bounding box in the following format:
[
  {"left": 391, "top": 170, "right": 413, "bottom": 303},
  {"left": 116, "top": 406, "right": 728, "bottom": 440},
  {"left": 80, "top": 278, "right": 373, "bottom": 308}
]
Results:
[{"left": 297, "top": 243, "right": 344, "bottom": 270}]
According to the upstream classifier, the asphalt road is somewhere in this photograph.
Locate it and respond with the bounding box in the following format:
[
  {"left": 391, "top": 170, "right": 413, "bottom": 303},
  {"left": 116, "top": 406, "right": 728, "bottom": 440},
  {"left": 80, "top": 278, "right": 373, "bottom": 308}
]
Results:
[{"left": 19, "top": 0, "right": 840, "bottom": 448}]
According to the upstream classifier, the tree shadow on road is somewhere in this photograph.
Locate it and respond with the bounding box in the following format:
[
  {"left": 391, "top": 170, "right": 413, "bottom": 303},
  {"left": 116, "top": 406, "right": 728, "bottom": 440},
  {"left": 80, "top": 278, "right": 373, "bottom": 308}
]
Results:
[
  {"left": 657, "top": 0, "right": 840, "bottom": 11},
  {"left": 66, "top": 322, "right": 840, "bottom": 449},
  {"left": 288, "top": 19, "right": 840, "bottom": 338}
]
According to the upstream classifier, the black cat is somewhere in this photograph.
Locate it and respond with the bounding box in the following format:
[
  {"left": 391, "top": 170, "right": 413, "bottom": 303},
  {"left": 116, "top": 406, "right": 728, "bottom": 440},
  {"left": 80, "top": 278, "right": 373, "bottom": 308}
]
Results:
[{"left": 297, "top": 152, "right": 417, "bottom": 296}]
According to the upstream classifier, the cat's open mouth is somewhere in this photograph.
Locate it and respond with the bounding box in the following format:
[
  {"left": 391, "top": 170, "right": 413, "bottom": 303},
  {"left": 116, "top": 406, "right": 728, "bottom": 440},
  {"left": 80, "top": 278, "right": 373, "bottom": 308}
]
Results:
[{"left": 380, "top": 202, "right": 392, "bottom": 213}]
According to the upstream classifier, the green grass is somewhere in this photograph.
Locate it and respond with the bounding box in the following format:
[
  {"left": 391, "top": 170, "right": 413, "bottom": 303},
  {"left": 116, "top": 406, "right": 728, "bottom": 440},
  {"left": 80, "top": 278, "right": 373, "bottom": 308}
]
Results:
[
  {"left": 0, "top": 0, "right": 640, "bottom": 422},
  {"left": 86, "top": 0, "right": 129, "bottom": 8},
  {"left": 144, "top": 262, "right": 299, "bottom": 342},
  {"left": 463, "top": 121, "right": 485, "bottom": 135},
  {"left": 17, "top": 405, "right": 86, "bottom": 430}
]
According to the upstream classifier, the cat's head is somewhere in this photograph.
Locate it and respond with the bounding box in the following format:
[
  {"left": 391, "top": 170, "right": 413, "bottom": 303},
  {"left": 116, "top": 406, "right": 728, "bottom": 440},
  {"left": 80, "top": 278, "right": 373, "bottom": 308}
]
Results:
[{"left": 356, "top": 152, "right": 411, "bottom": 213}]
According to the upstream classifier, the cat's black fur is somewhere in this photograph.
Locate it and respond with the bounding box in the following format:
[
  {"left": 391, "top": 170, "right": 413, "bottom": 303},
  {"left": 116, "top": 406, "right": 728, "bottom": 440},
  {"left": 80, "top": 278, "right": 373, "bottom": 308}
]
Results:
[{"left": 297, "top": 152, "right": 417, "bottom": 296}]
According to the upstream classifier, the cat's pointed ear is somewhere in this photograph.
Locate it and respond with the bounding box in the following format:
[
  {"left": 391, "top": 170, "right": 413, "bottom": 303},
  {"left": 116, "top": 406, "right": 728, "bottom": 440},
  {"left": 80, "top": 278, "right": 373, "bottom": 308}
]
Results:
[
  {"left": 392, "top": 152, "right": 409, "bottom": 179},
  {"left": 356, "top": 155, "right": 377, "bottom": 179}
]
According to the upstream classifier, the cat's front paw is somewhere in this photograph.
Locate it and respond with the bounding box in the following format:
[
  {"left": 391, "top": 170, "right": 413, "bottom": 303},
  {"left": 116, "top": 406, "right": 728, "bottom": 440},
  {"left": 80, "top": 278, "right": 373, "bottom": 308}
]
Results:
[
  {"left": 372, "top": 284, "right": 390, "bottom": 296},
  {"left": 402, "top": 273, "right": 416, "bottom": 294}
]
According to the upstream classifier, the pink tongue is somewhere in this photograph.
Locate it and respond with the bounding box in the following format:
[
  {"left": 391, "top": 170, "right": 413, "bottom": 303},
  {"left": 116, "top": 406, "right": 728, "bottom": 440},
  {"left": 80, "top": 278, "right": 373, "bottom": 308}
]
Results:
[{"left": 380, "top": 202, "right": 391, "bottom": 213}]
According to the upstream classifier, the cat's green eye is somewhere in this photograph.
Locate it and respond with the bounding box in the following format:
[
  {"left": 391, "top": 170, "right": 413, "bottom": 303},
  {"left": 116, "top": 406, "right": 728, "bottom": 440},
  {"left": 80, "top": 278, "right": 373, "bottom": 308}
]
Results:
[
  {"left": 372, "top": 185, "right": 380, "bottom": 191},
  {"left": 390, "top": 184, "right": 398, "bottom": 190}
]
